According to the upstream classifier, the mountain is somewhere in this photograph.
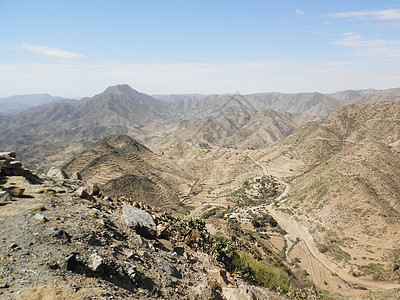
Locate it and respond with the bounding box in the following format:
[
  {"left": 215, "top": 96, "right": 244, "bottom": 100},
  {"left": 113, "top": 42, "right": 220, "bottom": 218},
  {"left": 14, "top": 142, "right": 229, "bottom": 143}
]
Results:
[
  {"left": 256, "top": 101, "right": 400, "bottom": 281},
  {"left": 167, "top": 92, "right": 342, "bottom": 120},
  {"left": 62, "top": 134, "right": 188, "bottom": 211},
  {"left": 0, "top": 94, "right": 67, "bottom": 113},
  {"left": 0, "top": 85, "right": 171, "bottom": 169},
  {"left": 74, "top": 84, "right": 170, "bottom": 126},
  {"left": 142, "top": 109, "right": 315, "bottom": 150}
]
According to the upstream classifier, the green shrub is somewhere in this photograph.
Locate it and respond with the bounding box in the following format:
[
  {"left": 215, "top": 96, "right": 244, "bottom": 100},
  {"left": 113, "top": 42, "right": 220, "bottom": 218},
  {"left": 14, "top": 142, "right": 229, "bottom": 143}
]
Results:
[{"left": 232, "top": 251, "right": 292, "bottom": 293}]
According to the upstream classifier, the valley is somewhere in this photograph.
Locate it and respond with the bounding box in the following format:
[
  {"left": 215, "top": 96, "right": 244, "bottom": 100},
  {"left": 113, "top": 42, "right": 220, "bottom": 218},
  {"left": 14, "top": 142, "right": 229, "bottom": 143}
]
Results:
[{"left": 1, "top": 84, "right": 400, "bottom": 299}]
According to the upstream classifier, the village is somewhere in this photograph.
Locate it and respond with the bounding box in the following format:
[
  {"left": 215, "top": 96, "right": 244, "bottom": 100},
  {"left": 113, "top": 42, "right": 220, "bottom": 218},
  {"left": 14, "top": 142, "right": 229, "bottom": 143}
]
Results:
[{"left": 224, "top": 175, "right": 285, "bottom": 226}]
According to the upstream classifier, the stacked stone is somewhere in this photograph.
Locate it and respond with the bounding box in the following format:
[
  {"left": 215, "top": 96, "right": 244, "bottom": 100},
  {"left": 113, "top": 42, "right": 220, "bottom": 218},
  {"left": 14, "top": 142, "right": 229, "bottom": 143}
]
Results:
[{"left": 0, "top": 152, "right": 24, "bottom": 176}]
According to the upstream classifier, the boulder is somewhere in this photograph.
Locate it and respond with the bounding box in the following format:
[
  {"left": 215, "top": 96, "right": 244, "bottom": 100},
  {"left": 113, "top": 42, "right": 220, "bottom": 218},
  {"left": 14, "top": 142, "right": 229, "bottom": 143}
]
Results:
[
  {"left": 161, "top": 261, "right": 182, "bottom": 279},
  {"left": 74, "top": 186, "right": 91, "bottom": 200},
  {"left": 122, "top": 205, "right": 157, "bottom": 239},
  {"left": 6, "top": 186, "right": 25, "bottom": 197},
  {"left": 70, "top": 171, "right": 81, "bottom": 180},
  {"left": 89, "top": 252, "right": 104, "bottom": 272},
  {"left": 46, "top": 167, "right": 69, "bottom": 179},
  {"left": 0, "top": 152, "right": 24, "bottom": 176},
  {"left": 0, "top": 152, "right": 16, "bottom": 159},
  {"left": 86, "top": 182, "right": 100, "bottom": 196},
  {"left": 0, "top": 191, "right": 12, "bottom": 205}
]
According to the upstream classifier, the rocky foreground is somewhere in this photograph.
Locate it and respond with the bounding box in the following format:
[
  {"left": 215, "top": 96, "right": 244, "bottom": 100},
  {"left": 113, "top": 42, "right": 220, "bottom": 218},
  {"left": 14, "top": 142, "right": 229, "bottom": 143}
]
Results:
[{"left": 0, "top": 152, "right": 282, "bottom": 300}]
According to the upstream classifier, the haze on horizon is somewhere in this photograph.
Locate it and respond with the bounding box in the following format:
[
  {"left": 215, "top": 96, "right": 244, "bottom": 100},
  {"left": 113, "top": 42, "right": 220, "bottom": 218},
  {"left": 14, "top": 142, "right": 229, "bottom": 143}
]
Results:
[{"left": 1, "top": 0, "right": 400, "bottom": 98}]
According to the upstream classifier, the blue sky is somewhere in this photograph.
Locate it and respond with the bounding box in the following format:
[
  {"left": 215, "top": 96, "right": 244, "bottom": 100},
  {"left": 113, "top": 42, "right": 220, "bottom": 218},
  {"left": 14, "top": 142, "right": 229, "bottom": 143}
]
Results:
[{"left": 1, "top": 0, "right": 400, "bottom": 97}]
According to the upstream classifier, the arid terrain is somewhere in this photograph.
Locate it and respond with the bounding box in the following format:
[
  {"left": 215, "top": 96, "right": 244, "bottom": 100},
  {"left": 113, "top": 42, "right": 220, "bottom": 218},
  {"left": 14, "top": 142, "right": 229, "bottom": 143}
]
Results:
[{"left": 1, "top": 84, "right": 400, "bottom": 299}]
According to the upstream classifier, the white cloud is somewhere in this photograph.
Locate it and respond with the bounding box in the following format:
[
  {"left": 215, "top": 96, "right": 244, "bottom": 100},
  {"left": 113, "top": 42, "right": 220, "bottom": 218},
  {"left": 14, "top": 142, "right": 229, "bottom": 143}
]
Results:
[
  {"left": 327, "top": 8, "right": 400, "bottom": 20},
  {"left": 333, "top": 32, "right": 400, "bottom": 57},
  {"left": 20, "top": 43, "right": 86, "bottom": 59},
  {"left": 295, "top": 9, "right": 304, "bottom": 16}
]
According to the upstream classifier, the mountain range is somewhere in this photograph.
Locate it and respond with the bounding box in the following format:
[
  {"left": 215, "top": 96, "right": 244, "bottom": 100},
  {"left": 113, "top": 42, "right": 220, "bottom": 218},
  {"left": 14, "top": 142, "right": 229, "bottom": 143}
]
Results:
[{"left": 2, "top": 83, "right": 398, "bottom": 170}]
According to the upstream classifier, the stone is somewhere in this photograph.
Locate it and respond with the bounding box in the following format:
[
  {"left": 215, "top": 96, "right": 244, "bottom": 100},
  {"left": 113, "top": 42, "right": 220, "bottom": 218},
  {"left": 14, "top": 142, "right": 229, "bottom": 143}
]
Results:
[
  {"left": 9, "top": 161, "right": 22, "bottom": 168},
  {"left": 32, "top": 213, "right": 46, "bottom": 222},
  {"left": 86, "top": 182, "right": 100, "bottom": 196},
  {"left": 65, "top": 253, "right": 78, "bottom": 271},
  {"left": 0, "top": 191, "right": 12, "bottom": 204},
  {"left": 89, "top": 252, "right": 104, "bottom": 272},
  {"left": 0, "top": 151, "right": 16, "bottom": 159},
  {"left": 122, "top": 205, "right": 157, "bottom": 239},
  {"left": 53, "top": 229, "right": 71, "bottom": 243},
  {"left": 46, "top": 167, "right": 69, "bottom": 179},
  {"left": 161, "top": 261, "right": 182, "bottom": 279},
  {"left": 158, "top": 239, "right": 173, "bottom": 252},
  {"left": 70, "top": 171, "right": 81, "bottom": 180},
  {"left": 6, "top": 186, "right": 24, "bottom": 197},
  {"left": 74, "top": 186, "right": 90, "bottom": 199},
  {"left": 174, "top": 246, "right": 185, "bottom": 256},
  {"left": 156, "top": 223, "right": 169, "bottom": 239}
]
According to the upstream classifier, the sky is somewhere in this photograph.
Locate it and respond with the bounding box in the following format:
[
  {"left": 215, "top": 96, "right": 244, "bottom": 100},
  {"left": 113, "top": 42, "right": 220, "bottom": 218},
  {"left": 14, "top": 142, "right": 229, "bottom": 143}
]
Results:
[{"left": 1, "top": 0, "right": 400, "bottom": 98}]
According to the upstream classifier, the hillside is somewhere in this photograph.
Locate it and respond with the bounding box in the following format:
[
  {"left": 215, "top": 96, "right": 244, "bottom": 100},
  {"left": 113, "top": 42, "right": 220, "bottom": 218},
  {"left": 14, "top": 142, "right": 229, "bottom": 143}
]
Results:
[
  {"left": 142, "top": 108, "right": 315, "bottom": 150},
  {"left": 62, "top": 134, "right": 187, "bottom": 211},
  {"left": 0, "top": 152, "right": 289, "bottom": 300},
  {"left": 254, "top": 101, "right": 400, "bottom": 282}
]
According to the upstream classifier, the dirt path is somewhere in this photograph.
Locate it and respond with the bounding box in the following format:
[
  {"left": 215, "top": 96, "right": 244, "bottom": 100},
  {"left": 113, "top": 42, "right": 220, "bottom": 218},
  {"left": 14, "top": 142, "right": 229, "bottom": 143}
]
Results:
[{"left": 248, "top": 153, "right": 400, "bottom": 292}]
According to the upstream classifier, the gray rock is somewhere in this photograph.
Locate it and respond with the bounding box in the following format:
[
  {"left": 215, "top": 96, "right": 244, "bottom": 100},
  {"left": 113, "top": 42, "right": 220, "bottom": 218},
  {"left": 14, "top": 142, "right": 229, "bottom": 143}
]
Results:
[
  {"left": 46, "top": 167, "right": 69, "bottom": 179},
  {"left": 89, "top": 252, "right": 104, "bottom": 272},
  {"left": 174, "top": 246, "right": 185, "bottom": 256},
  {"left": 74, "top": 186, "right": 90, "bottom": 199},
  {"left": 0, "top": 191, "right": 12, "bottom": 204},
  {"left": 86, "top": 182, "right": 100, "bottom": 196},
  {"left": 161, "top": 261, "right": 182, "bottom": 279},
  {"left": 122, "top": 205, "right": 157, "bottom": 239},
  {"left": 32, "top": 213, "right": 46, "bottom": 222}
]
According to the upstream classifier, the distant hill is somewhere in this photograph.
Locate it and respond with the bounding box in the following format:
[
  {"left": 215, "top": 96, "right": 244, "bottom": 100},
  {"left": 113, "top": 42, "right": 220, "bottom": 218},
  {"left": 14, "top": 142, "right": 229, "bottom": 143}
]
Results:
[
  {"left": 328, "top": 88, "right": 381, "bottom": 103},
  {"left": 167, "top": 92, "right": 342, "bottom": 119},
  {"left": 152, "top": 94, "right": 206, "bottom": 102},
  {"left": 350, "top": 89, "right": 400, "bottom": 104},
  {"left": 0, "top": 94, "right": 68, "bottom": 113}
]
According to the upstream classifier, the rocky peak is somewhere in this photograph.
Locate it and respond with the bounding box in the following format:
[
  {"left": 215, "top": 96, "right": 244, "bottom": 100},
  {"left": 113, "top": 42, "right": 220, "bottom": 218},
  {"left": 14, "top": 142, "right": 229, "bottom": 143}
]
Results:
[{"left": 103, "top": 84, "right": 137, "bottom": 96}]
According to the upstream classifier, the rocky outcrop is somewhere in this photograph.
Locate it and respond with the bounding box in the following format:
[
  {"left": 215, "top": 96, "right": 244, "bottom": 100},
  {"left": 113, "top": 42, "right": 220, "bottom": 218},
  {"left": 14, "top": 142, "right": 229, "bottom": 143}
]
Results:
[
  {"left": 46, "top": 167, "right": 69, "bottom": 179},
  {"left": 122, "top": 205, "right": 157, "bottom": 239},
  {"left": 0, "top": 151, "right": 24, "bottom": 176}
]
